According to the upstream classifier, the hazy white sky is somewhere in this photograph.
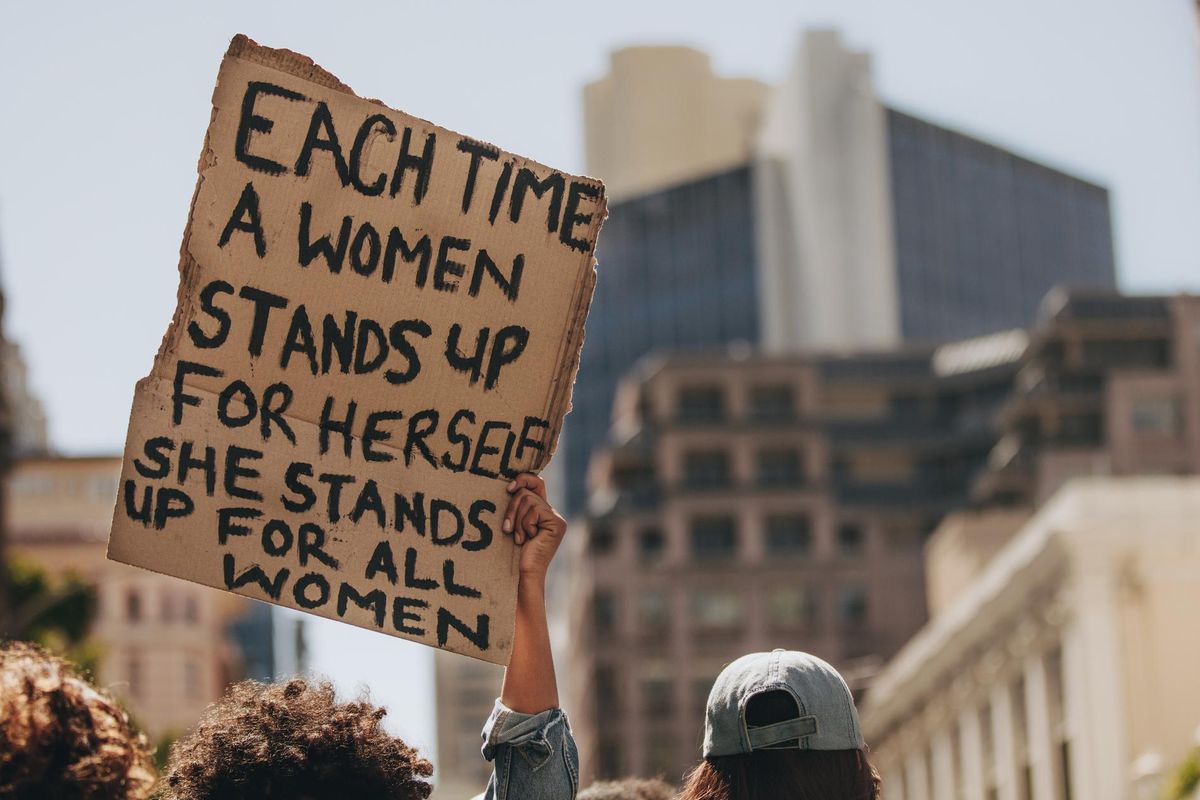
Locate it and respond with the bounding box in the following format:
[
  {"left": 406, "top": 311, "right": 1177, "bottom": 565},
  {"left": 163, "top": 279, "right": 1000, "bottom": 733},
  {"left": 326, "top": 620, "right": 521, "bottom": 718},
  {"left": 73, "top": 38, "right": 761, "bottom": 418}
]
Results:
[{"left": 2, "top": 0, "right": 1198, "bottom": 778}]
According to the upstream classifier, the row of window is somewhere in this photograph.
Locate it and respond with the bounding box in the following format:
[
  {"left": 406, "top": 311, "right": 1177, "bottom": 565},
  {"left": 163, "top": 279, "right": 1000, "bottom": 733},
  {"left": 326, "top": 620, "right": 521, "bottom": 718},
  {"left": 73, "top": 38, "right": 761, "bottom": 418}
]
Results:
[
  {"left": 591, "top": 583, "right": 869, "bottom": 636},
  {"left": 680, "top": 447, "right": 807, "bottom": 488},
  {"left": 125, "top": 652, "right": 205, "bottom": 700},
  {"left": 124, "top": 587, "right": 201, "bottom": 625},
  {"left": 677, "top": 384, "right": 796, "bottom": 423},
  {"left": 590, "top": 516, "right": 867, "bottom": 561},
  {"left": 9, "top": 472, "right": 121, "bottom": 500}
]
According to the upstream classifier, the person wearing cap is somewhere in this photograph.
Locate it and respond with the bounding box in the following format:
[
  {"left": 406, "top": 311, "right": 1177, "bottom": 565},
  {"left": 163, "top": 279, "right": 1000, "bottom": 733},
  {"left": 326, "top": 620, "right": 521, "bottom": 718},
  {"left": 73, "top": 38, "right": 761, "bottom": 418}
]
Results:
[{"left": 677, "top": 649, "right": 881, "bottom": 800}]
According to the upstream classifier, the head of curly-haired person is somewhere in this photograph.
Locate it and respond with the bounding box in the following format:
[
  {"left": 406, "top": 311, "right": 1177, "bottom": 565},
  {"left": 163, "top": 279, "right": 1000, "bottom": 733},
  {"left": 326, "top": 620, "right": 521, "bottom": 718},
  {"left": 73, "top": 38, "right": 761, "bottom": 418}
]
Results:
[
  {"left": 579, "top": 777, "right": 676, "bottom": 800},
  {"left": 157, "top": 678, "right": 433, "bottom": 800},
  {"left": 0, "top": 640, "right": 156, "bottom": 800}
]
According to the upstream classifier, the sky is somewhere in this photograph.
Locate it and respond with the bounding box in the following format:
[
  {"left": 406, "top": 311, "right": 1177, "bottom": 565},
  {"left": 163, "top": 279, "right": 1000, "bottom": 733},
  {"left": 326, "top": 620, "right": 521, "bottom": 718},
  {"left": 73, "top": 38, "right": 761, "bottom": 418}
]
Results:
[{"left": 2, "top": 0, "right": 1199, "bottom": 778}]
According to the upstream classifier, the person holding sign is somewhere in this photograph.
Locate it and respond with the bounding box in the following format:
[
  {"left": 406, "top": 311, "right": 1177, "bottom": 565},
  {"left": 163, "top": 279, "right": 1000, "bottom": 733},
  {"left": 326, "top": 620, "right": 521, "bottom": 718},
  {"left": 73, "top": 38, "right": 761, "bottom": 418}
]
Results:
[{"left": 156, "top": 473, "right": 579, "bottom": 800}]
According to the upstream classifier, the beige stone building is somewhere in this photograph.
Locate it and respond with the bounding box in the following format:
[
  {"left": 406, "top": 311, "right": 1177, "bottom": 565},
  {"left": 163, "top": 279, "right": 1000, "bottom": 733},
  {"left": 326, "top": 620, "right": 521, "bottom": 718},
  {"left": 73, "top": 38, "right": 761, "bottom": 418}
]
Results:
[
  {"left": 975, "top": 291, "right": 1200, "bottom": 506},
  {"left": 861, "top": 477, "right": 1200, "bottom": 800},
  {"left": 6, "top": 455, "right": 254, "bottom": 738},
  {"left": 584, "top": 46, "right": 767, "bottom": 201}
]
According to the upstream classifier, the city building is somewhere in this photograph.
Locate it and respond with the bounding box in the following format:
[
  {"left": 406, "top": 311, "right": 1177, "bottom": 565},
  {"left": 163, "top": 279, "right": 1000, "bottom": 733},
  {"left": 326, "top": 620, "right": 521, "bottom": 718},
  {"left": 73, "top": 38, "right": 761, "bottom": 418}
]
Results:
[
  {"left": 564, "top": 165, "right": 761, "bottom": 512},
  {"left": 755, "top": 31, "right": 1115, "bottom": 349},
  {"left": 569, "top": 30, "right": 1116, "bottom": 514},
  {"left": 860, "top": 477, "right": 1200, "bottom": 800},
  {"left": 583, "top": 47, "right": 767, "bottom": 202},
  {"left": 4, "top": 455, "right": 280, "bottom": 737},
  {"left": 432, "top": 651, "right": 503, "bottom": 799},
  {"left": 975, "top": 290, "right": 1200, "bottom": 507},
  {"left": 566, "top": 329, "right": 1025, "bottom": 783},
  {"left": 1, "top": 340, "right": 49, "bottom": 458}
]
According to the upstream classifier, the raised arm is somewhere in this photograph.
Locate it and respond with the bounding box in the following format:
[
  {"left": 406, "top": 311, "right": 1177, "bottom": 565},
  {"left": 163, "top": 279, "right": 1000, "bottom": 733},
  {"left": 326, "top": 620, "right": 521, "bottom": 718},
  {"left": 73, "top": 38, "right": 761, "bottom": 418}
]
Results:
[
  {"left": 480, "top": 472, "right": 578, "bottom": 800},
  {"left": 500, "top": 472, "right": 564, "bottom": 713}
]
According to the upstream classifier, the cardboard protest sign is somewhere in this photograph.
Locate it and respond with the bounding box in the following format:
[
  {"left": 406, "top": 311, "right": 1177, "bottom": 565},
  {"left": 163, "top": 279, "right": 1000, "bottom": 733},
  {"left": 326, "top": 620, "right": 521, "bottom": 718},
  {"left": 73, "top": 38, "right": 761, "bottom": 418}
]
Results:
[{"left": 107, "top": 35, "right": 605, "bottom": 664}]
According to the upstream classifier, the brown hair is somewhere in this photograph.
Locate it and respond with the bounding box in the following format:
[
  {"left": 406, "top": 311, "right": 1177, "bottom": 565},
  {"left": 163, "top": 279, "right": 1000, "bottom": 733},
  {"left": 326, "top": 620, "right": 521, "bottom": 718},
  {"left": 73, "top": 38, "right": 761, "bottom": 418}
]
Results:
[
  {"left": 580, "top": 777, "right": 676, "bottom": 800},
  {"left": 678, "top": 691, "right": 881, "bottom": 800},
  {"left": 0, "top": 640, "right": 156, "bottom": 800},
  {"left": 156, "top": 677, "right": 432, "bottom": 800}
]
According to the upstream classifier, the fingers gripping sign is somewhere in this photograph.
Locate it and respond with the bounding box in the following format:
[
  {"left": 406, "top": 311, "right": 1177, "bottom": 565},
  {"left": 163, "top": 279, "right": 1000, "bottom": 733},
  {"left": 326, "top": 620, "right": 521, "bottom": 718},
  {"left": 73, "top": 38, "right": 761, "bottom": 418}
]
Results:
[{"left": 502, "top": 473, "right": 567, "bottom": 579}]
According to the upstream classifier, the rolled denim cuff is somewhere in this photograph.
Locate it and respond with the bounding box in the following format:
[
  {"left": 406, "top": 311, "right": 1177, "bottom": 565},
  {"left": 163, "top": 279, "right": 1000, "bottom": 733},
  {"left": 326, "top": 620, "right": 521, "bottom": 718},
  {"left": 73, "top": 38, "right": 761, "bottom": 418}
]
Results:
[{"left": 480, "top": 699, "right": 568, "bottom": 770}]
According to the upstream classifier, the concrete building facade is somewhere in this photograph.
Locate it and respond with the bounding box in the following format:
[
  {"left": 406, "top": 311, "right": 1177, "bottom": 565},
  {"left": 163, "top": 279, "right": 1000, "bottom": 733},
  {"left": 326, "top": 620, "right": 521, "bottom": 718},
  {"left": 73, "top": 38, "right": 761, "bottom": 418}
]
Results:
[
  {"left": 569, "top": 31, "right": 1116, "bottom": 514},
  {"left": 5, "top": 455, "right": 266, "bottom": 737},
  {"left": 975, "top": 291, "right": 1200, "bottom": 507},
  {"left": 566, "top": 332, "right": 1025, "bottom": 783},
  {"left": 584, "top": 47, "right": 767, "bottom": 202},
  {"left": 861, "top": 478, "right": 1200, "bottom": 800},
  {"left": 754, "top": 29, "right": 901, "bottom": 349}
]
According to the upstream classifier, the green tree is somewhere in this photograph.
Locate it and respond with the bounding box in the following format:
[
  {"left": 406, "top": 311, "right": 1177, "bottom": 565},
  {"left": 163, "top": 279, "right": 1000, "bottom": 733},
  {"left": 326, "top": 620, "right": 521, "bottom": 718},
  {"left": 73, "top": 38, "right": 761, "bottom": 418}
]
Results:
[
  {"left": 1, "top": 556, "right": 99, "bottom": 672},
  {"left": 1164, "top": 749, "right": 1200, "bottom": 800}
]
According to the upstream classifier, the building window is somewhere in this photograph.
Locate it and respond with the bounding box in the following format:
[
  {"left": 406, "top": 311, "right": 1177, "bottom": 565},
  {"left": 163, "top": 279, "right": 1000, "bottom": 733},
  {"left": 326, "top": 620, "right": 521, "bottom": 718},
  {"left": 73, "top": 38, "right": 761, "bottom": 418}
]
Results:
[
  {"left": 126, "top": 589, "right": 142, "bottom": 623},
  {"left": 161, "top": 590, "right": 177, "bottom": 623},
  {"left": 638, "top": 528, "right": 665, "bottom": 564},
  {"left": 598, "top": 737, "right": 624, "bottom": 780},
  {"left": 682, "top": 449, "right": 731, "bottom": 489},
  {"left": 128, "top": 654, "right": 144, "bottom": 698},
  {"left": 595, "top": 665, "right": 620, "bottom": 713},
  {"left": 838, "top": 586, "right": 869, "bottom": 626},
  {"left": 836, "top": 522, "right": 866, "bottom": 556},
  {"left": 184, "top": 659, "right": 201, "bottom": 699},
  {"left": 642, "top": 677, "right": 674, "bottom": 715},
  {"left": 589, "top": 523, "right": 616, "bottom": 555},
  {"left": 646, "top": 736, "right": 677, "bottom": 780},
  {"left": 757, "top": 448, "right": 804, "bottom": 487},
  {"left": 593, "top": 591, "right": 618, "bottom": 635},
  {"left": 1057, "top": 413, "right": 1101, "bottom": 444},
  {"left": 637, "top": 590, "right": 669, "bottom": 632},
  {"left": 765, "top": 515, "right": 812, "bottom": 557},
  {"left": 1130, "top": 395, "right": 1180, "bottom": 434},
  {"left": 767, "top": 586, "right": 816, "bottom": 628},
  {"left": 690, "top": 588, "right": 743, "bottom": 631},
  {"left": 184, "top": 594, "right": 200, "bottom": 624},
  {"left": 689, "top": 516, "right": 738, "bottom": 560},
  {"left": 677, "top": 386, "right": 725, "bottom": 423},
  {"left": 749, "top": 384, "right": 795, "bottom": 421}
]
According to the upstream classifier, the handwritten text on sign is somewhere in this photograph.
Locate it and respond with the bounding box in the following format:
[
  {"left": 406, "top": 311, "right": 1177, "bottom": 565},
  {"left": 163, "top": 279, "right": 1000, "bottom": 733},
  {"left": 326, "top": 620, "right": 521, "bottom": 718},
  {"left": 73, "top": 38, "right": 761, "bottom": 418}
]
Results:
[{"left": 107, "top": 36, "right": 604, "bottom": 665}]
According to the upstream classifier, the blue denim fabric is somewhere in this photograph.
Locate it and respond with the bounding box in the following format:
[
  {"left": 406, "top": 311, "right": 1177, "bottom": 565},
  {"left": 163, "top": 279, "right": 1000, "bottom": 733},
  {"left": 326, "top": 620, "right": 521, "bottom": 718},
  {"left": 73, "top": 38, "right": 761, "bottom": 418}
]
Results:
[{"left": 479, "top": 699, "right": 578, "bottom": 800}]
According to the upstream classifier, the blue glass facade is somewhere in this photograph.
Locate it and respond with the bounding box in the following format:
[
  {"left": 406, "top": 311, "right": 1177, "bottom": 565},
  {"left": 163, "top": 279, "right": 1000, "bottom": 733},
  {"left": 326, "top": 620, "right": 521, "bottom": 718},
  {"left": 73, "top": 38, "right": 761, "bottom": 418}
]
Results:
[
  {"left": 564, "top": 167, "right": 760, "bottom": 511},
  {"left": 564, "top": 114, "right": 1117, "bottom": 512},
  {"left": 886, "top": 109, "right": 1116, "bottom": 341},
  {"left": 227, "top": 601, "right": 277, "bottom": 681}
]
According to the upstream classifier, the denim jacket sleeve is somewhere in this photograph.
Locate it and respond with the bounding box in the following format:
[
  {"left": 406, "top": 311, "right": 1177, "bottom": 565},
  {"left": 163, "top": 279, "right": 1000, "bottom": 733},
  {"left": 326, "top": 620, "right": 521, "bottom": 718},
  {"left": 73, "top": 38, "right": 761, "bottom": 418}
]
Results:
[{"left": 479, "top": 699, "right": 578, "bottom": 800}]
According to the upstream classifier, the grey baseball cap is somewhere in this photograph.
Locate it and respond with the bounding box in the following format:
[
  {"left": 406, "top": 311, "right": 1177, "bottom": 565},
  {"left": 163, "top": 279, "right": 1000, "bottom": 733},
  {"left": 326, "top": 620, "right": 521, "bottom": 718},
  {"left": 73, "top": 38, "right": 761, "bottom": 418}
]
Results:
[{"left": 702, "top": 649, "right": 866, "bottom": 757}]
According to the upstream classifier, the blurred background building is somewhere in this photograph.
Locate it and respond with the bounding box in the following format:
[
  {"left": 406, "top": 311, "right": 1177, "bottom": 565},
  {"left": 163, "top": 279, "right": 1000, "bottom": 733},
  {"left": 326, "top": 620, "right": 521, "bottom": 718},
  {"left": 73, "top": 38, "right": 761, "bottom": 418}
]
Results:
[
  {"left": 565, "top": 329, "right": 1023, "bottom": 780},
  {"left": 861, "top": 477, "right": 1200, "bottom": 800},
  {"left": 432, "top": 25, "right": 1194, "bottom": 791},
  {"left": 0, "top": 232, "right": 305, "bottom": 741},
  {"left": 564, "top": 288, "right": 1200, "bottom": 784},
  {"left": 4, "top": 454, "right": 305, "bottom": 738},
  {"left": 432, "top": 651, "right": 503, "bottom": 799},
  {"left": 565, "top": 29, "right": 1116, "bottom": 515}
]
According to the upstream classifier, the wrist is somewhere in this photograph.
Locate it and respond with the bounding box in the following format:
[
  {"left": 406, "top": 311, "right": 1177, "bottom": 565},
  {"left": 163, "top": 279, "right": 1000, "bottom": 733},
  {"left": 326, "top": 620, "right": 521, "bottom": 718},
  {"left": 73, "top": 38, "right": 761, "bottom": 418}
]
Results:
[{"left": 517, "top": 572, "right": 547, "bottom": 597}]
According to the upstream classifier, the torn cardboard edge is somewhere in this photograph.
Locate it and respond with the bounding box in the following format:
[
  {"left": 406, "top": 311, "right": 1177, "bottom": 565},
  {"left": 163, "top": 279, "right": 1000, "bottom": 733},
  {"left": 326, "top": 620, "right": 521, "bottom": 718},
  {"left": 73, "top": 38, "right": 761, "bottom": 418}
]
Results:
[
  {"left": 109, "top": 374, "right": 521, "bottom": 664},
  {"left": 153, "top": 33, "right": 606, "bottom": 474}
]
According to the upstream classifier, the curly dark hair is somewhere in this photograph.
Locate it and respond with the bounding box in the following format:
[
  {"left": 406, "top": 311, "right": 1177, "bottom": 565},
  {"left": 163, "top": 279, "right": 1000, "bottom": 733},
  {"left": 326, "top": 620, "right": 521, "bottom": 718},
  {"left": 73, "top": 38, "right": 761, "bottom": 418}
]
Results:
[
  {"left": 157, "top": 677, "right": 433, "bottom": 800},
  {"left": 0, "top": 639, "right": 156, "bottom": 800},
  {"left": 580, "top": 777, "right": 676, "bottom": 800}
]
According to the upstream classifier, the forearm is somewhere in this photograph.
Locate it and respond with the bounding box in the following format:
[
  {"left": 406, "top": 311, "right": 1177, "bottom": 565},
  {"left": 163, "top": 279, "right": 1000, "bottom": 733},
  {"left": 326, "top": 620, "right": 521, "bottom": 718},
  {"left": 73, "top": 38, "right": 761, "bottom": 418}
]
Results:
[{"left": 500, "top": 575, "right": 559, "bottom": 714}]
